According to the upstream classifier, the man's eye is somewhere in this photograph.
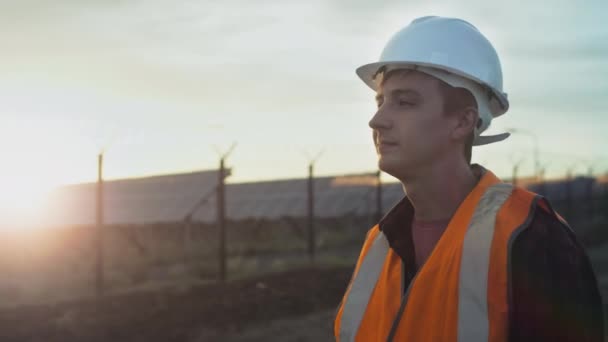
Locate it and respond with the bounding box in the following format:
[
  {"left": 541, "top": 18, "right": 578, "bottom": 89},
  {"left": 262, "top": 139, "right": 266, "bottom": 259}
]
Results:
[{"left": 399, "top": 100, "right": 414, "bottom": 106}]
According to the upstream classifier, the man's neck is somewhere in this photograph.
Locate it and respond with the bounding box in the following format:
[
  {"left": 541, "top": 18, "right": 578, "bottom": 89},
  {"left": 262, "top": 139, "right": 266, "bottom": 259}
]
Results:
[{"left": 401, "top": 160, "right": 479, "bottom": 221}]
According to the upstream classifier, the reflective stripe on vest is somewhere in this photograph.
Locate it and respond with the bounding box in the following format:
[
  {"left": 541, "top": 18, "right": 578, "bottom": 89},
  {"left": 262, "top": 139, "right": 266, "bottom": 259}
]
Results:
[
  {"left": 339, "top": 231, "right": 390, "bottom": 342},
  {"left": 458, "top": 183, "right": 512, "bottom": 341},
  {"left": 338, "top": 182, "right": 514, "bottom": 342}
]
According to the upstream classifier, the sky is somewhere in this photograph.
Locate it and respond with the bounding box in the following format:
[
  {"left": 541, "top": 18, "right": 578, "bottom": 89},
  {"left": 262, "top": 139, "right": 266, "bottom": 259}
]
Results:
[{"left": 1, "top": 0, "right": 607, "bottom": 196}]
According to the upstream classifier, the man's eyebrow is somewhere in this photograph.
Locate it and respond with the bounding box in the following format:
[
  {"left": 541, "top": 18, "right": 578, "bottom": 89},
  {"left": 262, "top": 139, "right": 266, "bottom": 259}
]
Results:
[
  {"left": 376, "top": 89, "right": 421, "bottom": 101},
  {"left": 391, "top": 89, "right": 421, "bottom": 97}
]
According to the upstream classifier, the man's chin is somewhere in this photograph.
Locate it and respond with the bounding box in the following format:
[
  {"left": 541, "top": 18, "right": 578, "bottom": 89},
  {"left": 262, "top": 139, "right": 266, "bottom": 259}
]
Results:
[{"left": 378, "top": 156, "right": 405, "bottom": 178}]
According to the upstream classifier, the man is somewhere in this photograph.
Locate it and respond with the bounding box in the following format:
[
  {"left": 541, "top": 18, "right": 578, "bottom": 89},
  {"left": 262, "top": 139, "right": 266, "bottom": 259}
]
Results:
[{"left": 334, "top": 16, "right": 603, "bottom": 341}]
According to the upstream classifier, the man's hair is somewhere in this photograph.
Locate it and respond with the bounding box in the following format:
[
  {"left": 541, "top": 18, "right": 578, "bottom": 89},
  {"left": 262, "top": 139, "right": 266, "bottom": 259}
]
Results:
[
  {"left": 378, "top": 68, "right": 477, "bottom": 164},
  {"left": 437, "top": 82, "right": 476, "bottom": 165}
]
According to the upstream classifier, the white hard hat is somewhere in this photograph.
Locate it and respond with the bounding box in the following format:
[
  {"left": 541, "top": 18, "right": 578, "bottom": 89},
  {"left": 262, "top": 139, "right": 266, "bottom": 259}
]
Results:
[{"left": 357, "top": 16, "right": 510, "bottom": 146}]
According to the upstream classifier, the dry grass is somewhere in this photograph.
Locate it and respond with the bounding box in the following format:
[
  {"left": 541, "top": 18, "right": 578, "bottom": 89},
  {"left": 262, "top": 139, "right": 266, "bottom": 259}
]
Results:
[{"left": 0, "top": 218, "right": 366, "bottom": 308}]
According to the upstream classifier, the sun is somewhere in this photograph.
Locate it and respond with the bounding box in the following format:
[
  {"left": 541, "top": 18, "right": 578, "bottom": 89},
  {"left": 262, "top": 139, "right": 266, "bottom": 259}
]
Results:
[{"left": 0, "top": 176, "right": 56, "bottom": 230}]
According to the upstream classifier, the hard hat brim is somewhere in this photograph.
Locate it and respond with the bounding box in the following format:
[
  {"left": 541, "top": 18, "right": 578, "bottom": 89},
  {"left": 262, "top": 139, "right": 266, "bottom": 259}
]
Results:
[
  {"left": 357, "top": 61, "right": 511, "bottom": 146},
  {"left": 356, "top": 61, "right": 509, "bottom": 118},
  {"left": 472, "top": 132, "right": 510, "bottom": 146}
]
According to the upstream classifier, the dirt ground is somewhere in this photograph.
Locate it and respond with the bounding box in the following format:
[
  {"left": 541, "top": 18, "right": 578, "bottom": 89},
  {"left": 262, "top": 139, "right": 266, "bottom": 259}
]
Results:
[
  {"left": 196, "top": 309, "right": 336, "bottom": 342},
  {"left": 0, "top": 267, "right": 351, "bottom": 342},
  {"left": 0, "top": 262, "right": 605, "bottom": 342}
]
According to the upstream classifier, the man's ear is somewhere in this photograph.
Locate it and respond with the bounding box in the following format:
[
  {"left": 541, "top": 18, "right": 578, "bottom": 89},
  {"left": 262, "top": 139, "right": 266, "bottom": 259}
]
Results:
[{"left": 452, "top": 106, "right": 478, "bottom": 141}]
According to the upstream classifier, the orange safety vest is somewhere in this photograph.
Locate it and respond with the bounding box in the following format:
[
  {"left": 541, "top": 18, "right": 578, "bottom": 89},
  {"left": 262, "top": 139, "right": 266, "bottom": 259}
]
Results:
[{"left": 334, "top": 169, "right": 563, "bottom": 342}]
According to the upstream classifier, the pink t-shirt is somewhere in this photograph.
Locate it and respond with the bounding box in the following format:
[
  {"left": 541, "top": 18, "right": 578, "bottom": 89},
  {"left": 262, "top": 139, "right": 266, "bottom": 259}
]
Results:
[{"left": 412, "top": 218, "right": 450, "bottom": 269}]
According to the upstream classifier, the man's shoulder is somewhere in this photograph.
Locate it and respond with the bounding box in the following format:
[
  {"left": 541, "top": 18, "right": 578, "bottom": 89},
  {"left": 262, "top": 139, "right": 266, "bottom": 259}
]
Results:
[
  {"left": 518, "top": 203, "right": 579, "bottom": 247},
  {"left": 509, "top": 200, "right": 605, "bottom": 342},
  {"left": 512, "top": 202, "right": 591, "bottom": 270},
  {"left": 505, "top": 186, "right": 577, "bottom": 243}
]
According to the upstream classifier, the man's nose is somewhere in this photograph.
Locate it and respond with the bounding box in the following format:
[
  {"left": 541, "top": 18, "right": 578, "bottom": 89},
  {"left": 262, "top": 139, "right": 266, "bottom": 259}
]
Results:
[{"left": 369, "top": 107, "right": 392, "bottom": 130}]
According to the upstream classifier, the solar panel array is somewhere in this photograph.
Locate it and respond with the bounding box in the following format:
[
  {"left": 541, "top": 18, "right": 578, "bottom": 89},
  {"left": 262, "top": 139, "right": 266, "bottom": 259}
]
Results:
[
  {"left": 527, "top": 176, "right": 600, "bottom": 201},
  {"left": 42, "top": 170, "right": 405, "bottom": 227},
  {"left": 193, "top": 176, "right": 404, "bottom": 222},
  {"left": 44, "top": 171, "right": 221, "bottom": 227}
]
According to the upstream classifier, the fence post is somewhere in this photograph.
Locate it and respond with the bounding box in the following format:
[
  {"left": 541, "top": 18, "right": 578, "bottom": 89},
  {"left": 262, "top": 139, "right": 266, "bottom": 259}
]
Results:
[
  {"left": 376, "top": 171, "right": 383, "bottom": 223},
  {"left": 307, "top": 163, "right": 315, "bottom": 263},
  {"left": 587, "top": 168, "right": 594, "bottom": 219},
  {"left": 512, "top": 163, "right": 519, "bottom": 187},
  {"left": 95, "top": 152, "right": 105, "bottom": 298},
  {"left": 566, "top": 169, "right": 573, "bottom": 221},
  {"left": 218, "top": 158, "right": 227, "bottom": 283}
]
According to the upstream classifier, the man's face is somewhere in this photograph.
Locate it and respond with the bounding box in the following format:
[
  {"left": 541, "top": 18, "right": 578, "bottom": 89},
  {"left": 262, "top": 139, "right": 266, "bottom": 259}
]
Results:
[{"left": 369, "top": 70, "right": 455, "bottom": 178}]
